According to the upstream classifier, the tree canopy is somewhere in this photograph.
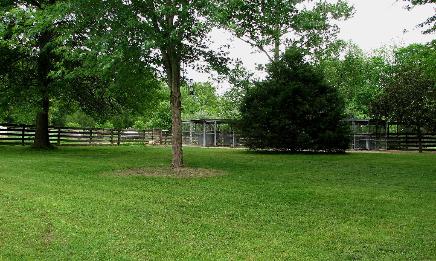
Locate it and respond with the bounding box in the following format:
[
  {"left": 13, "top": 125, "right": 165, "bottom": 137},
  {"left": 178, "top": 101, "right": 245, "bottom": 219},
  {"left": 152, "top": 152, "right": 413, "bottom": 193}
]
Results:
[
  {"left": 319, "top": 44, "right": 390, "bottom": 118},
  {"left": 0, "top": 0, "right": 160, "bottom": 147},
  {"left": 371, "top": 42, "right": 436, "bottom": 152},
  {"left": 215, "top": 0, "right": 353, "bottom": 62},
  {"left": 403, "top": 0, "right": 435, "bottom": 34}
]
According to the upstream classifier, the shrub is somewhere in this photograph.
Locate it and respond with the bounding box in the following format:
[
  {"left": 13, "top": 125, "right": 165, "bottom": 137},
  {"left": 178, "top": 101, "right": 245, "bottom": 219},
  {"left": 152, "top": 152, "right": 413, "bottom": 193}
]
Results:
[{"left": 240, "top": 48, "right": 350, "bottom": 152}]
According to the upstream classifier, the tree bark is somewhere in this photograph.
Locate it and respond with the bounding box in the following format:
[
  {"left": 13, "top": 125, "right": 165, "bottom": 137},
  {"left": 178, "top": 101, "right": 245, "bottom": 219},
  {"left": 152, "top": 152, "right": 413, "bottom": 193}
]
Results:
[
  {"left": 170, "top": 58, "right": 183, "bottom": 169},
  {"left": 273, "top": 25, "right": 281, "bottom": 62},
  {"left": 274, "top": 37, "right": 280, "bottom": 62},
  {"left": 33, "top": 94, "right": 51, "bottom": 148},
  {"left": 163, "top": 48, "right": 183, "bottom": 169},
  {"left": 33, "top": 30, "right": 53, "bottom": 148}
]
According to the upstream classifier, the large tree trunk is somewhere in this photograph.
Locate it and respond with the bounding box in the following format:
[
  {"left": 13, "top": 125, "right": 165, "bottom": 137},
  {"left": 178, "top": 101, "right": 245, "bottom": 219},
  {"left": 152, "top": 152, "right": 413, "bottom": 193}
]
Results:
[
  {"left": 163, "top": 48, "right": 183, "bottom": 169},
  {"left": 170, "top": 59, "right": 183, "bottom": 169},
  {"left": 33, "top": 30, "right": 53, "bottom": 148},
  {"left": 33, "top": 94, "right": 51, "bottom": 148}
]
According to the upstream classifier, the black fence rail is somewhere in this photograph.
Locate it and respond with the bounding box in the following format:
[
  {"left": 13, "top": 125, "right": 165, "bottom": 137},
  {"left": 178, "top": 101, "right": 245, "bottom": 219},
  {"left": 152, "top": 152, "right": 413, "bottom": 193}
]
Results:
[
  {"left": 1, "top": 122, "right": 435, "bottom": 151},
  {"left": 0, "top": 124, "right": 171, "bottom": 146},
  {"left": 351, "top": 133, "right": 436, "bottom": 151}
]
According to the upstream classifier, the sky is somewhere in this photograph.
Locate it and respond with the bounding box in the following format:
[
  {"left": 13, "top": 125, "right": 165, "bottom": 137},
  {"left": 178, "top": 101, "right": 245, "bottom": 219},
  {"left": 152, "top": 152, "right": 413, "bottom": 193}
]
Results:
[{"left": 188, "top": 0, "right": 435, "bottom": 93}]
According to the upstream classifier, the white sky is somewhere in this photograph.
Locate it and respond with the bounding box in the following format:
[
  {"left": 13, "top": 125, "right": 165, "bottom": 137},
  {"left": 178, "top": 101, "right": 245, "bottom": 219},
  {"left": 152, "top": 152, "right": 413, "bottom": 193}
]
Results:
[{"left": 188, "top": 0, "right": 435, "bottom": 93}]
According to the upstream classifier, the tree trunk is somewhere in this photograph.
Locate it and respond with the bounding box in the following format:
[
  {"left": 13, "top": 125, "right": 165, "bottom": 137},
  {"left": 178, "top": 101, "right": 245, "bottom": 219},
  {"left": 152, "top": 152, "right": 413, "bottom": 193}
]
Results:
[
  {"left": 33, "top": 30, "right": 53, "bottom": 148},
  {"left": 33, "top": 94, "right": 51, "bottom": 148},
  {"left": 163, "top": 48, "right": 183, "bottom": 169},
  {"left": 170, "top": 59, "right": 183, "bottom": 169},
  {"left": 274, "top": 37, "right": 280, "bottom": 62},
  {"left": 273, "top": 25, "right": 281, "bottom": 62}
]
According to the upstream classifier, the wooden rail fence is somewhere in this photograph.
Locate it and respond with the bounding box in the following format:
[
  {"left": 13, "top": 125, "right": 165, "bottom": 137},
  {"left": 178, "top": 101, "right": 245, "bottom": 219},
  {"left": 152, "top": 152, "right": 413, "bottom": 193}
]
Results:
[
  {"left": 0, "top": 123, "right": 171, "bottom": 146},
  {"left": 1, "top": 123, "right": 435, "bottom": 151},
  {"left": 351, "top": 132, "right": 436, "bottom": 151}
]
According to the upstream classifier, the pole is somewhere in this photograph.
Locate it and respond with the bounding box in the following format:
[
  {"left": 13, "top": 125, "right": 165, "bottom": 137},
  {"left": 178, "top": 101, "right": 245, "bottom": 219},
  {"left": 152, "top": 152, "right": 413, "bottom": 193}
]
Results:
[
  {"left": 203, "top": 121, "right": 206, "bottom": 147},
  {"left": 189, "top": 122, "right": 193, "bottom": 145},
  {"left": 214, "top": 121, "right": 217, "bottom": 147},
  {"left": 385, "top": 121, "right": 389, "bottom": 150},
  {"left": 21, "top": 125, "right": 25, "bottom": 146},
  {"left": 352, "top": 120, "right": 356, "bottom": 150},
  {"left": 57, "top": 128, "right": 61, "bottom": 146}
]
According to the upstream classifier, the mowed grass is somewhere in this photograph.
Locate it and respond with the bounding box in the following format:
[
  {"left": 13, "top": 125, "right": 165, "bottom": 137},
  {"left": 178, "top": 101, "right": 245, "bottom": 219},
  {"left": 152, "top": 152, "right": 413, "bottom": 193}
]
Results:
[{"left": 0, "top": 146, "right": 435, "bottom": 260}]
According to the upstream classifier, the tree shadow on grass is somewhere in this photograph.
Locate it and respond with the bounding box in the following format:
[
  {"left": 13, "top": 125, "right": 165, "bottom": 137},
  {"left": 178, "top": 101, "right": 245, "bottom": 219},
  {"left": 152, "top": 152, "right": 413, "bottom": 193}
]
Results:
[{"left": 243, "top": 149, "right": 348, "bottom": 156}]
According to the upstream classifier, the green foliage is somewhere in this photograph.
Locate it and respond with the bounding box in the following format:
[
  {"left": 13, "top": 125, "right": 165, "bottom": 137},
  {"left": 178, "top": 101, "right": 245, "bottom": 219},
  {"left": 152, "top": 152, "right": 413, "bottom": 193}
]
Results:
[
  {"left": 64, "top": 110, "right": 97, "bottom": 128},
  {"left": 240, "top": 48, "right": 350, "bottom": 152},
  {"left": 219, "top": 62, "right": 255, "bottom": 119},
  {"left": 182, "top": 82, "right": 221, "bottom": 120},
  {"left": 403, "top": 0, "right": 435, "bottom": 34},
  {"left": 0, "top": 1, "right": 161, "bottom": 128},
  {"left": 372, "top": 42, "right": 436, "bottom": 131},
  {"left": 215, "top": 0, "right": 353, "bottom": 61},
  {"left": 319, "top": 44, "right": 390, "bottom": 118}
]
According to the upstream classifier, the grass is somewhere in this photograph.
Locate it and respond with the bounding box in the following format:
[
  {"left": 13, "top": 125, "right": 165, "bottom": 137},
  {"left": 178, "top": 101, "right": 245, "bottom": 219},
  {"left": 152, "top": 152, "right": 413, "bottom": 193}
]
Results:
[{"left": 0, "top": 145, "right": 435, "bottom": 260}]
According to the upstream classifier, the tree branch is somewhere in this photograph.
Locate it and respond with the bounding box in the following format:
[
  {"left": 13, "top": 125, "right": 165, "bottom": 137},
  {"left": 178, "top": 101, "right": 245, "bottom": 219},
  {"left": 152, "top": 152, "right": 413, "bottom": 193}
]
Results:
[{"left": 237, "top": 36, "right": 274, "bottom": 63}]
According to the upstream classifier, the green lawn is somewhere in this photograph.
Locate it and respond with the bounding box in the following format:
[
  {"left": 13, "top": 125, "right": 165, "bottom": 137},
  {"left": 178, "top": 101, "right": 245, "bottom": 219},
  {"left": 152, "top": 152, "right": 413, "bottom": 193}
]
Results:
[{"left": 0, "top": 146, "right": 435, "bottom": 260}]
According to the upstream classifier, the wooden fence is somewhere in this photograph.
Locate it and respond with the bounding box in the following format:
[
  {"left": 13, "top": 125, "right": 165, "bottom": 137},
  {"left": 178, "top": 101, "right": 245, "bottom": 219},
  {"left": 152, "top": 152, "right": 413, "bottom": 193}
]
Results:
[
  {"left": 351, "top": 132, "right": 436, "bottom": 151},
  {"left": 1, "top": 122, "right": 435, "bottom": 151},
  {"left": 0, "top": 123, "right": 171, "bottom": 146},
  {"left": 349, "top": 119, "right": 436, "bottom": 151}
]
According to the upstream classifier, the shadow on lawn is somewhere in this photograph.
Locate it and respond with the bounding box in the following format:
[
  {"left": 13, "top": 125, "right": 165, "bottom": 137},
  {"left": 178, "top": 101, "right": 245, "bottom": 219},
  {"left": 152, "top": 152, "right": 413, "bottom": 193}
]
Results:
[{"left": 244, "top": 149, "right": 348, "bottom": 155}]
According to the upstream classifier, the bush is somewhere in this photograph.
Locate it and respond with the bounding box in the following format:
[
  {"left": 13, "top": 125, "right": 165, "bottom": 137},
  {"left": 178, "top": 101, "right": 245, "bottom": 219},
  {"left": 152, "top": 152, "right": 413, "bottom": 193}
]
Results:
[{"left": 240, "top": 48, "right": 350, "bottom": 152}]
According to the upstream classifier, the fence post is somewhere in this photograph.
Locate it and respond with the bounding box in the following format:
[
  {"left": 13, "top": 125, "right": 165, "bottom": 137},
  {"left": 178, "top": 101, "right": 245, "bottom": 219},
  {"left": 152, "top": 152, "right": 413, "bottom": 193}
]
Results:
[
  {"left": 117, "top": 129, "right": 121, "bottom": 145},
  {"left": 405, "top": 133, "right": 408, "bottom": 150},
  {"left": 385, "top": 122, "right": 389, "bottom": 150},
  {"left": 232, "top": 129, "right": 235, "bottom": 148},
  {"left": 57, "top": 128, "right": 61, "bottom": 146},
  {"left": 143, "top": 130, "right": 146, "bottom": 145},
  {"left": 110, "top": 129, "right": 114, "bottom": 145},
  {"left": 89, "top": 129, "right": 93, "bottom": 144},
  {"left": 214, "top": 121, "right": 217, "bottom": 147},
  {"left": 203, "top": 121, "right": 206, "bottom": 147},
  {"left": 352, "top": 120, "right": 355, "bottom": 150},
  {"left": 21, "top": 125, "right": 25, "bottom": 146},
  {"left": 159, "top": 129, "right": 163, "bottom": 145},
  {"left": 189, "top": 123, "right": 193, "bottom": 145}
]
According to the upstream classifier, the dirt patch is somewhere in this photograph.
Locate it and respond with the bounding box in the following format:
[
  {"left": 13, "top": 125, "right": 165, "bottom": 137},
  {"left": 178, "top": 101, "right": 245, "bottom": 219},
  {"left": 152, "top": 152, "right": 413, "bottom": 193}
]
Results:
[
  {"left": 42, "top": 223, "right": 54, "bottom": 247},
  {"left": 108, "top": 167, "right": 226, "bottom": 178}
]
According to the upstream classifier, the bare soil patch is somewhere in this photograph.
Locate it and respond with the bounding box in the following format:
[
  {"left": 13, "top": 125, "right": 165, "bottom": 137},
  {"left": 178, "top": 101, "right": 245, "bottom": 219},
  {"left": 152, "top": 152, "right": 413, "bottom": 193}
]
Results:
[{"left": 108, "top": 167, "right": 226, "bottom": 178}]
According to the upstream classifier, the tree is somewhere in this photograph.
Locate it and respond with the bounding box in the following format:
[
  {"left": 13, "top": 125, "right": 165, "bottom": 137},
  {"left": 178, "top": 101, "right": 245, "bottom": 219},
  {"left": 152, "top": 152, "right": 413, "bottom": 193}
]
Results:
[
  {"left": 219, "top": 62, "right": 255, "bottom": 119},
  {"left": 319, "top": 44, "right": 390, "bottom": 118},
  {"left": 215, "top": 0, "right": 353, "bottom": 62},
  {"left": 371, "top": 42, "right": 436, "bottom": 152},
  {"left": 73, "top": 1, "right": 229, "bottom": 169},
  {"left": 182, "top": 82, "right": 221, "bottom": 120},
  {"left": 403, "top": 0, "right": 435, "bottom": 34},
  {"left": 0, "top": 1, "right": 160, "bottom": 147},
  {"left": 240, "top": 48, "right": 350, "bottom": 152},
  {"left": 0, "top": 0, "right": 64, "bottom": 148}
]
